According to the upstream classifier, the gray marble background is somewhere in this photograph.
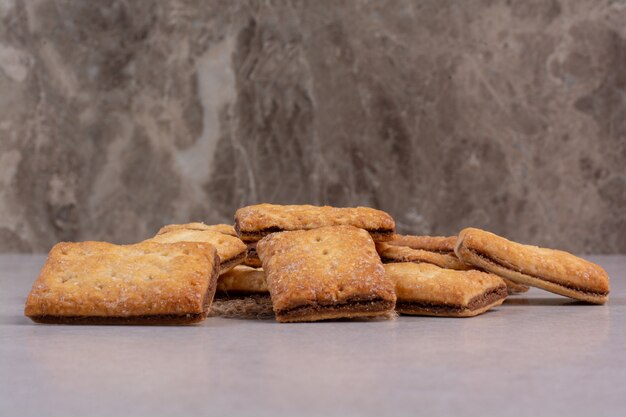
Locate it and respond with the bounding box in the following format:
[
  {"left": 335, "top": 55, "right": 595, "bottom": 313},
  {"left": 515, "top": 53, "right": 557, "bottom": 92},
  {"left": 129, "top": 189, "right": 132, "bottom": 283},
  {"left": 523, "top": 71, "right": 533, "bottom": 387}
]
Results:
[{"left": 0, "top": 0, "right": 625, "bottom": 254}]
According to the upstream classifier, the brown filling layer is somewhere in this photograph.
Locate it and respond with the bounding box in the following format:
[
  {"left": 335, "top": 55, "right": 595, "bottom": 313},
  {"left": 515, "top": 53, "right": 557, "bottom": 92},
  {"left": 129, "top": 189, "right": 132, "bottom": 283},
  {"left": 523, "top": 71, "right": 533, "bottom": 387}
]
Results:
[
  {"left": 380, "top": 256, "right": 400, "bottom": 264},
  {"left": 388, "top": 245, "right": 454, "bottom": 255},
  {"left": 277, "top": 298, "right": 394, "bottom": 320},
  {"left": 238, "top": 226, "right": 394, "bottom": 241},
  {"left": 368, "top": 230, "right": 395, "bottom": 241},
  {"left": 28, "top": 313, "right": 208, "bottom": 325},
  {"left": 244, "top": 247, "right": 261, "bottom": 267},
  {"left": 397, "top": 285, "right": 507, "bottom": 314},
  {"left": 470, "top": 249, "right": 608, "bottom": 297},
  {"left": 381, "top": 256, "right": 425, "bottom": 264},
  {"left": 204, "top": 257, "right": 220, "bottom": 308},
  {"left": 239, "top": 226, "right": 283, "bottom": 238},
  {"left": 219, "top": 251, "right": 247, "bottom": 272}
]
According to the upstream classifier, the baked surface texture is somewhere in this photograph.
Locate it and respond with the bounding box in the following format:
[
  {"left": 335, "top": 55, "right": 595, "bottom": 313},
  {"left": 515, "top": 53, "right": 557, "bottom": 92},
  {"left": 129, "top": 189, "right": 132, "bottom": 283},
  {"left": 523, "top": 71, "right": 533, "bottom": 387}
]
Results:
[
  {"left": 455, "top": 228, "right": 610, "bottom": 304},
  {"left": 376, "top": 242, "right": 471, "bottom": 270},
  {"left": 256, "top": 225, "right": 396, "bottom": 322},
  {"left": 235, "top": 204, "right": 395, "bottom": 242},
  {"left": 216, "top": 266, "right": 268, "bottom": 296},
  {"left": 385, "top": 262, "right": 508, "bottom": 317},
  {"left": 157, "top": 223, "right": 237, "bottom": 237},
  {"left": 24, "top": 241, "right": 219, "bottom": 324},
  {"left": 387, "top": 235, "right": 457, "bottom": 253},
  {"left": 147, "top": 229, "right": 246, "bottom": 273}
]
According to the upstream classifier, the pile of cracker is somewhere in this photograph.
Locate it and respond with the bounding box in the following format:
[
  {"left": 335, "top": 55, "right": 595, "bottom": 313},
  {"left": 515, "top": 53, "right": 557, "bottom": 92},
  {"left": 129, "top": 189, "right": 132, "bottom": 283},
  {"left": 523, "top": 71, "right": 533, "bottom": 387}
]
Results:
[{"left": 24, "top": 204, "right": 610, "bottom": 324}]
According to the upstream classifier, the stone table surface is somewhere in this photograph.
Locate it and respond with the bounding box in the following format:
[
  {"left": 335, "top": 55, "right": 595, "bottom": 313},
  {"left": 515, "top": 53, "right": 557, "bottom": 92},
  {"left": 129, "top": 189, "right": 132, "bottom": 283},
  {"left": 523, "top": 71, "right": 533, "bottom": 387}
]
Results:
[{"left": 1, "top": 254, "right": 625, "bottom": 417}]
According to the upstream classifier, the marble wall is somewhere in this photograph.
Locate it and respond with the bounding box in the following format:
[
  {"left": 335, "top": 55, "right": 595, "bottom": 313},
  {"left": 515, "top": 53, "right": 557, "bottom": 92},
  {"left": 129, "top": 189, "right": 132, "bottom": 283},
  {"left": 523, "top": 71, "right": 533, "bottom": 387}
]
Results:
[{"left": 0, "top": 0, "right": 624, "bottom": 253}]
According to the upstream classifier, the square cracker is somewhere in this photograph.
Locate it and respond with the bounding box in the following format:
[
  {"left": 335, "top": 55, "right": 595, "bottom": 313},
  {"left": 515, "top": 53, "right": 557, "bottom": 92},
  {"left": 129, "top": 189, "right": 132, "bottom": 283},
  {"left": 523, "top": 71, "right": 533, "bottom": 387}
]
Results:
[
  {"left": 24, "top": 241, "right": 219, "bottom": 324},
  {"left": 147, "top": 229, "right": 246, "bottom": 273},
  {"left": 455, "top": 227, "right": 610, "bottom": 304},
  {"left": 257, "top": 225, "right": 396, "bottom": 322},
  {"left": 157, "top": 223, "right": 237, "bottom": 237},
  {"left": 385, "top": 262, "right": 508, "bottom": 317},
  {"left": 235, "top": 204, "right": 395, "bottom": 242}
]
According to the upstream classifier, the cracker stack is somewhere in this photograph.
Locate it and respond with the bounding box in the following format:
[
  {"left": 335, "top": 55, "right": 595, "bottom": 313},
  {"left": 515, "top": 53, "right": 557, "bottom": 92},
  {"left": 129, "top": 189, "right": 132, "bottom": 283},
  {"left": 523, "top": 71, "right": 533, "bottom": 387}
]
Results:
[{"left": 24, "top": 205, "right": 610, "bottom": 325}]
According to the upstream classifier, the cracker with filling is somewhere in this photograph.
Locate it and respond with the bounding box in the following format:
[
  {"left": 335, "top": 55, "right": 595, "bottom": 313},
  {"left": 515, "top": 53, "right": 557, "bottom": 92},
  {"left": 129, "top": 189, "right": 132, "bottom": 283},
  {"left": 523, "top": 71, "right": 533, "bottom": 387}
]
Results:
[
  {"left": 385, "top": 262, "right": 508, "bottom": 317},
  {"left": 147, "top": 229, "right": 246, "bottom": 273},
  {"left": 455, "top": 228, "right": 609, "bottom": 304},
  {"left": 235, "top": 204, "right": 395, "bottom": 242},
  {"left": 257, "top": 225, "right": 396, "bottom": 322},
  {"left": 24, "top": 241, "right": 219, "bottom": 324}
]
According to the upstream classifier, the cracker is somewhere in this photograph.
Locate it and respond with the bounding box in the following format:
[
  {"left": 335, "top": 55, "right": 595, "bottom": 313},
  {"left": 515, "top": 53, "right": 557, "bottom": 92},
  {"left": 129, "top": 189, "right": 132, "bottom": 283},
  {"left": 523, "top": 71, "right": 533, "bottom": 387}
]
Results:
[
  {"left": 147, "top": 229, "right": 246, "bottom": 273},
  {"left": 383, "top": 235, "right": 529, "bottom": 294},
  {"left": 257, "top": 225, "right": 396, "bottom": 322},
  {"left": 157, "top": 223, "right": 237, "bottom": 237},
  {"left": 235, "top": 204, "right": 395, "bottom": 242},
  {"left": 216, "top": 266, "right": 268, "bottom": 296},
  {"left": 376, "top": 242, "right": 471, "bottom": 270},
  {"left": 385, "top": 262, "right": 508, "bottom": 317},
  {"left": 455, "top": 228, "right": 610, "bottom": 304},
  {"left": 24, "top": 241, "right": 219, "bottom": 324}
]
